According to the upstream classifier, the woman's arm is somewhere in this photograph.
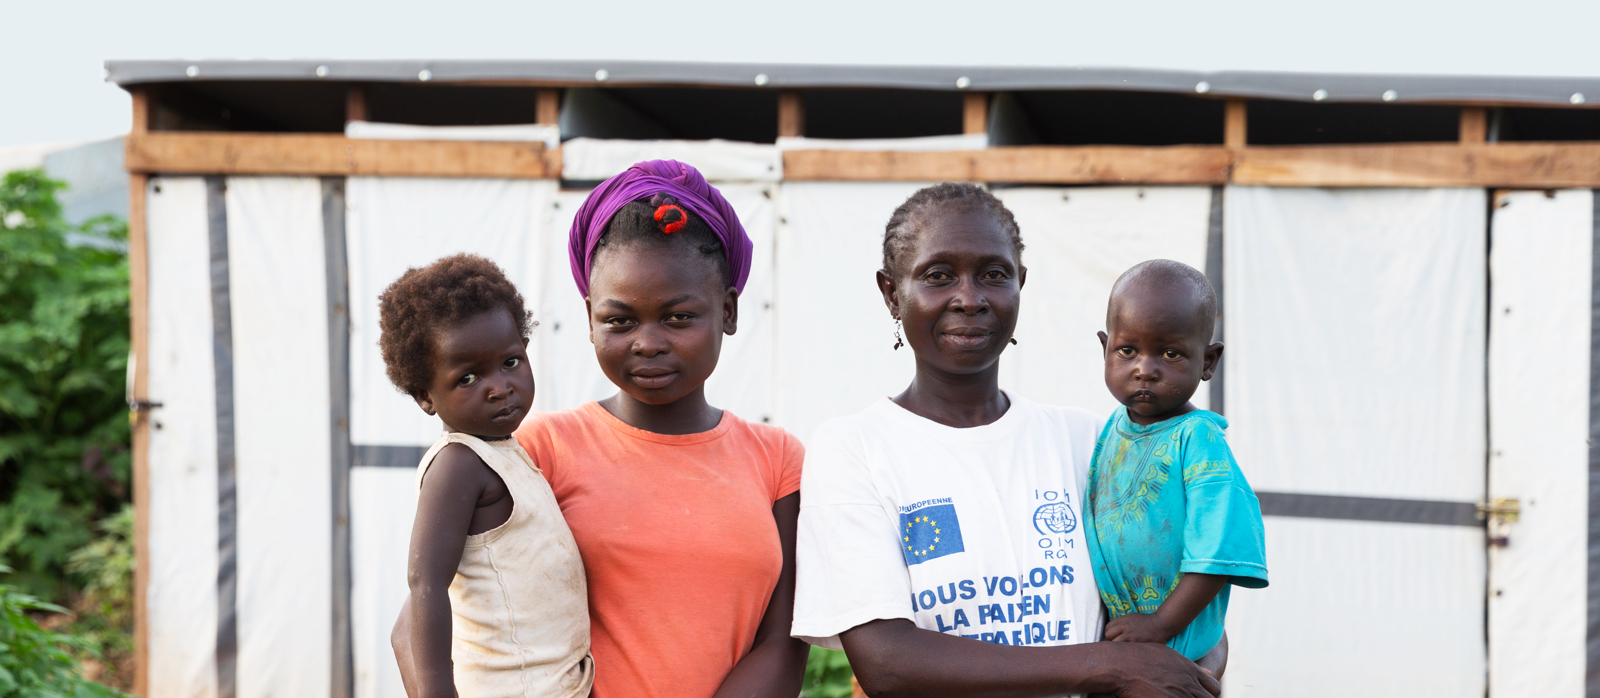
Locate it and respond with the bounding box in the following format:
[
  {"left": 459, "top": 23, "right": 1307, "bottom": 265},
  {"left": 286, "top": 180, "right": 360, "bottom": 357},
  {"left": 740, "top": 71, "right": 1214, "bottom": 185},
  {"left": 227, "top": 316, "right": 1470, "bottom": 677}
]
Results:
[
  {"left": 407, "top": 445, "right": 495, "bottom": 698},
  {"left": 841, "top": 619, "right": 1220, "bottom": 698},
  {"left": 712, "top": 492, "right": 810, "bottom": 698}
]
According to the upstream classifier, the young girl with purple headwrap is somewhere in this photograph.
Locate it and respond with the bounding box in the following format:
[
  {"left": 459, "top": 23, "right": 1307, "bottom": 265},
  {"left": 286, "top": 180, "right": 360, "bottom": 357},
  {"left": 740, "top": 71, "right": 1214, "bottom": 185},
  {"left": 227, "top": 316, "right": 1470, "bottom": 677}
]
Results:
[{"left": 395, "top": 160, "right": 809, "bottom": 698}]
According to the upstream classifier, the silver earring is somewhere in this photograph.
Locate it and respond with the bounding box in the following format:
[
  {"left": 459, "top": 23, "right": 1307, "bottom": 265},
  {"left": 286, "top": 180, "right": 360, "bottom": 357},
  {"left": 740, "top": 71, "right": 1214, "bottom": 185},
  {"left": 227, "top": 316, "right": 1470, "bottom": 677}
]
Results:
[{"left": 893, "top": 320, "right": 904, "bottom": 350}]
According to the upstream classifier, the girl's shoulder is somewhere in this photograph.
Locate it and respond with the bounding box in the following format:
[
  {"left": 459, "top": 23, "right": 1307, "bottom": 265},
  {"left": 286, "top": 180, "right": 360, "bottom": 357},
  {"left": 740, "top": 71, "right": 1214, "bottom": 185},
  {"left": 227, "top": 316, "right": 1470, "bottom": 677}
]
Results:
[
  {"left": 513, "top": 403, "right": 610, "bottom": 463},
  {"left": 719, "top": 409, "right": 805, "bottom": 457},
  {"left": 515, "top": 404, "right": 595, "bottom": 439}
]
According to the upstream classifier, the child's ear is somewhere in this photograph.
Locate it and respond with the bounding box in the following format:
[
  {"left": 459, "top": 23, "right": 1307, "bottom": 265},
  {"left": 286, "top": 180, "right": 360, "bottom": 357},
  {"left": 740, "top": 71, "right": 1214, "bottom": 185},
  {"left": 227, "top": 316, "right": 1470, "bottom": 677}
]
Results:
[
  {"left": 1200, "top": 341, "right": 1225, "bottom": 381},
  {"left": 1097, "top": 331, "right": 1109, "bottom": 354},
  {"left": 414, "top": 393, "right": 437, "bottom": 416}
]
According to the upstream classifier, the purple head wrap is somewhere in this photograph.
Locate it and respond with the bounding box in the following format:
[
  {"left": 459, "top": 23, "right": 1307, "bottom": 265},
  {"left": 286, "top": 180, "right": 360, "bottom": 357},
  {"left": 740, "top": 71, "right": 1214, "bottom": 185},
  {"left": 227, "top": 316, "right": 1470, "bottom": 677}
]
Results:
[{"left": 568, "top": 160, "right": 752, "bottom": 298}]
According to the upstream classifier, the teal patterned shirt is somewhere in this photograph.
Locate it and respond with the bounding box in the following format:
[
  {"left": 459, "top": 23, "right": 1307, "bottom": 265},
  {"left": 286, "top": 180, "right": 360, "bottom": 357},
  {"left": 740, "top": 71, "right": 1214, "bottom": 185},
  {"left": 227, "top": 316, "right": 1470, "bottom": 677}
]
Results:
[{"left": 1084, "top": 409, "right": 1269, "bottom": 660}]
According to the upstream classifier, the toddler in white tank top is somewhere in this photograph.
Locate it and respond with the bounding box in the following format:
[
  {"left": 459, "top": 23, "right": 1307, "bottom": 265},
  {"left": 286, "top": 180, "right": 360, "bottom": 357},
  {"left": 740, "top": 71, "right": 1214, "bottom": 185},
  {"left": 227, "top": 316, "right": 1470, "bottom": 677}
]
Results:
[{"left": 378, "top": 254, "right": 591, "bottom": 698}]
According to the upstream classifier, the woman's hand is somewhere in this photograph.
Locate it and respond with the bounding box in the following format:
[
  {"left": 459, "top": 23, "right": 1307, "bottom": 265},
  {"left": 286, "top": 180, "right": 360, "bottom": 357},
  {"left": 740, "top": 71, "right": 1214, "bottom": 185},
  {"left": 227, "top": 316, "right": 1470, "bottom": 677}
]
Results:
[
  {"left": 841, "top": 619, "right": 1218, "bottom": 698},
  {"left": 1095, "top": 642, "right": 1220, "bottom": 698}
]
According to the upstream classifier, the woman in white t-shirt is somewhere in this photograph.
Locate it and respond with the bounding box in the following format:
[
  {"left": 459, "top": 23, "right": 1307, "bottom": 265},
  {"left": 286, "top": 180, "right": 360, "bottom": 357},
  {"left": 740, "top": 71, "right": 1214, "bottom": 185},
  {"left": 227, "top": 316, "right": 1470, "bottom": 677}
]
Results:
[{"left": 791, "top": 183, "right": 1221, "bottom": 698}]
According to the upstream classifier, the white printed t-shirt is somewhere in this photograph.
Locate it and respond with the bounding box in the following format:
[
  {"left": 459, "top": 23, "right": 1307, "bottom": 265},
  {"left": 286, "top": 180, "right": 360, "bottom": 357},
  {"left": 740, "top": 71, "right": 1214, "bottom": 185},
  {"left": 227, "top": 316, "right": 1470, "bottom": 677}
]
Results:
[{"left": 792, "top": 393, "right": 1105, "bottom": 652}]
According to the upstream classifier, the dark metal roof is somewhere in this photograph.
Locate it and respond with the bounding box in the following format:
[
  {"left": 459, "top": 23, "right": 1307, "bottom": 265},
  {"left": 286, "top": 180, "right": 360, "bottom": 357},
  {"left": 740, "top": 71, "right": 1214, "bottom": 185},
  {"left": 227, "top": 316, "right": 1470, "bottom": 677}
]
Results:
[{"left": 105, "top": 59, "right": 1600, "bottom": 107}]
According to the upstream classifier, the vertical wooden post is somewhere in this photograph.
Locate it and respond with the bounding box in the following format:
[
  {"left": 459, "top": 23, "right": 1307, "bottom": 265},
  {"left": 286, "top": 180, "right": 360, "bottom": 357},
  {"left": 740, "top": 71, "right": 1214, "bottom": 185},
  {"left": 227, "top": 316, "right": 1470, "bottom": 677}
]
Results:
[
  {"left": 1224, "top": 100, "right": 1247, "bottom": 148},
  {"left": 1460, "top": 107, "right": 1488, "bottom": 144},
  {"left": 536, "top": 89, "right": 561, "bottom": 126},
  {"left": 127, "top": 88, "right": 151, "bottom": 698},
  {"left": 130, "top": 87, "right": 149, "bottom": 136},
  {"left": 345, "top": 86, "right": 367, "bottom": 125},
  {"left": 964, "top": 93, "right": 990, "bottom": 136},
  {"left": 778, "top": 92, "right": 805, "bottom": 139}
]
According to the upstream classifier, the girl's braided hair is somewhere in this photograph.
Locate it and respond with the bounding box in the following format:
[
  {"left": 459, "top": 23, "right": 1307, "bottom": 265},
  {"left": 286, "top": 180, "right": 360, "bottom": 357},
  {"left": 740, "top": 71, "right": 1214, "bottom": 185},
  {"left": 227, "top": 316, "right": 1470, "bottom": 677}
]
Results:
[
  {"left": 882, "top": 182, "right": 1024, "bottom": 276},
  {"left": 590, "top": 194, "right": 732, "bottom": 288}
]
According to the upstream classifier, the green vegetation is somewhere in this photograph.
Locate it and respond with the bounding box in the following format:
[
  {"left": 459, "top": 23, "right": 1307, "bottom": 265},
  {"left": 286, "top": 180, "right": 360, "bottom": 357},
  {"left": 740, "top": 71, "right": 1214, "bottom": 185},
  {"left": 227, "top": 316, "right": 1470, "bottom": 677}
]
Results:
[
  {"left": 0, "top": 565, "right": 125, "bottom": 697},
  {"left": 0, "top": 169, "right": 134, "bottom": 692},
  {"left": 801, "top": 646, "right": 855, "bottom": 698}
]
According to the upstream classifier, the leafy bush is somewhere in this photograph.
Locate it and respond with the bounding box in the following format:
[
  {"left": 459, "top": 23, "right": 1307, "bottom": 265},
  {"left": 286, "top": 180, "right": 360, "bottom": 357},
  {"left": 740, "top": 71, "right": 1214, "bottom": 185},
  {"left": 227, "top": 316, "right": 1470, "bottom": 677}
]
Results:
[
  {"left": 0, "top": 564, "right": 127, "bottom": 698},
  {"left": 60, "top": 505, "right": 133, "bottom": 686},
  {"left": 0, "top": 170, "right": 130, "bottom": 601},
  {"left": 801, "top": 646, "right": 855, "bottom": 698}
]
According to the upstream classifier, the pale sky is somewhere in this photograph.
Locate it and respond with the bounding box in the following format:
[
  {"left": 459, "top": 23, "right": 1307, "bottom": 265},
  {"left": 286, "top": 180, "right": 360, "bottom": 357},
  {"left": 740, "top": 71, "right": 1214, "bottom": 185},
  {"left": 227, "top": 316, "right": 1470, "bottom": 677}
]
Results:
[{"left": 6, "top": 0, "right": 1598, "bottom": 147}]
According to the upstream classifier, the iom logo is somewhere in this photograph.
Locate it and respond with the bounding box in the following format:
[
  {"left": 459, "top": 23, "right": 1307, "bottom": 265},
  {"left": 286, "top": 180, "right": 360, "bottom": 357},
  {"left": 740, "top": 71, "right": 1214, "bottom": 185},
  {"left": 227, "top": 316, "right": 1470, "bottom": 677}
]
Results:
[{"left": 1033, "top": 502, "right": 1078, "bottom": 535}]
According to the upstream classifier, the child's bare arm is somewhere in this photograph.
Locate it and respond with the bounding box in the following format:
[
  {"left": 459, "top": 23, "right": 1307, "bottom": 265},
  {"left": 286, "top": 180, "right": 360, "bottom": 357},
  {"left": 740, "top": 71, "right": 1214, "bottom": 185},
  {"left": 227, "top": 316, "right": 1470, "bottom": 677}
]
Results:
[
  {"left": 1104, "top": 573, "right": 1227, "bottom": 645},
  {"left": 407, "top": 444, "right": 499, "bottom": 698}
]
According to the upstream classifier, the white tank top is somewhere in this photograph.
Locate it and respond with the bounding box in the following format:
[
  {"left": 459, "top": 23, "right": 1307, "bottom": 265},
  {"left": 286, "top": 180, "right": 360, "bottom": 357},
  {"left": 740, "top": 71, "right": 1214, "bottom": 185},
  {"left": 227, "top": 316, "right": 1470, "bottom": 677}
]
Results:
[{"left": 416, "top": 432, "right": 593, "bottom": 698}]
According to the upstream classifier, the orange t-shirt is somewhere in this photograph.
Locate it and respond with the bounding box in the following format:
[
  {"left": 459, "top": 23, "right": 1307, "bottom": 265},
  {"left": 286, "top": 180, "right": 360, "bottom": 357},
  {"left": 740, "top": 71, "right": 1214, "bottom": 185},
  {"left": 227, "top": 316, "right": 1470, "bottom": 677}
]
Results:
[{"left": 515, "top": 402, "right": 804, "bottom": 698}]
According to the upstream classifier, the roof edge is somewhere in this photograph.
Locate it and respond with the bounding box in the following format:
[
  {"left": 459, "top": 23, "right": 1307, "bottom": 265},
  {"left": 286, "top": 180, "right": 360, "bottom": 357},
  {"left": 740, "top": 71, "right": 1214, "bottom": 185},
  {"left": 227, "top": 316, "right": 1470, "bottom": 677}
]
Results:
[{"left": 103, "top": 59, "right": 1600, "bottom": 107}]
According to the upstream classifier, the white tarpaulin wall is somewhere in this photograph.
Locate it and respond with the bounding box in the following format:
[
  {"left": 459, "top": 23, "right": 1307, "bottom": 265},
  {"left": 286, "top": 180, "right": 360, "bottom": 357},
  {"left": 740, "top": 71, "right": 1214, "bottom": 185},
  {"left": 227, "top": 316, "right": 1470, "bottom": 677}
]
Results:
[
  {"left": 1487, "top": 189, "right": 1592, "bottom": 695},
  {"left": 994, "top": 186, "right": 1213, "bottom": 416},
  {"left": 1222, "top": 186, "right": 1488, "bottom": 697},
  {"left": 345, "top": 177, "right": 556, "bottom": 698},
  {"left": 146, "top": 176, "right": 334, "bottom": 698},
  {"left": 146, "top": 177, "right": 218, "bottom": 698}
]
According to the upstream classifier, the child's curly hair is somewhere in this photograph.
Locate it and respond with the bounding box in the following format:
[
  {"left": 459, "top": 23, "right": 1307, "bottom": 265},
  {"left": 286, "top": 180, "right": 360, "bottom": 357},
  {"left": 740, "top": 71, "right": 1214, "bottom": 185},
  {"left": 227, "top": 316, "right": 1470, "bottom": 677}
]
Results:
[{"left": 377, "top": 253, "right": 534, "bottom": 400}]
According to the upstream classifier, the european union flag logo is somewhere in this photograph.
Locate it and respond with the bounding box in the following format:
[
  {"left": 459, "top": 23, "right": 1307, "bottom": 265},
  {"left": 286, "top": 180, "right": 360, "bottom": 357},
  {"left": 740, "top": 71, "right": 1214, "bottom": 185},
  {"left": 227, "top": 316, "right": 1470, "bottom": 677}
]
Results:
[{"left": 899, "top": 503, "right": 965, "bottom": 566}]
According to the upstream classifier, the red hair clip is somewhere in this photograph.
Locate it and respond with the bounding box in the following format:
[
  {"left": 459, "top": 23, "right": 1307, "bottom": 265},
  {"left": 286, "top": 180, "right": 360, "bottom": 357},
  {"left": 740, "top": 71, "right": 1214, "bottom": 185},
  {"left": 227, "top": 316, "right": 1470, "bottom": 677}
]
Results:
[{"left": 654, "top": 204, "right": 688, "bottom": 234}]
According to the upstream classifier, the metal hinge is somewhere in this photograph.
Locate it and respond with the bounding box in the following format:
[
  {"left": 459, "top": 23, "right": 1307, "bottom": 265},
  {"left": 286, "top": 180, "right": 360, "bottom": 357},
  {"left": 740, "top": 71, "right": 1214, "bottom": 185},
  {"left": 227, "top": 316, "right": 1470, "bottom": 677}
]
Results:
[{"left": 1477, "top": 498, "right": 1521, "bottom": 547}]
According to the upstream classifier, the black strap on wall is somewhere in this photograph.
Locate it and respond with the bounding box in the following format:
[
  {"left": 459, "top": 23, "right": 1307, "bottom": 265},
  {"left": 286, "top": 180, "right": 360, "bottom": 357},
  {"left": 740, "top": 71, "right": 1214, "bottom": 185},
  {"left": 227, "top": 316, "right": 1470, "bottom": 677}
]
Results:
[
  {"left": 1587, "top": 189, "right": 1600, "bottom": 697},
  {"left": 206, "top": 177, "right": 238, "bottom": 698},
  {"left": 1204, "top": 185, "right": 1225, "bottom": 417},
  {"left": 1257, "top": 491, "right": 1481, "bottom": 527},
  {"left": 353, "top": 445, "right": 430, "bottom": 468},
  {"left": 324, "top": 178, "right": 354, "bottom": 698}
]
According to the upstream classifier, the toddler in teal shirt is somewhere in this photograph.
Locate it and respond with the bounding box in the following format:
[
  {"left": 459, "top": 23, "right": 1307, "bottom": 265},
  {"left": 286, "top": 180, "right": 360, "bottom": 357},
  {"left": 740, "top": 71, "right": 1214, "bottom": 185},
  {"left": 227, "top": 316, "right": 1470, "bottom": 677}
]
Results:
[{"left": 1084, "top": 260, "right": 1268, "bottom": 674}]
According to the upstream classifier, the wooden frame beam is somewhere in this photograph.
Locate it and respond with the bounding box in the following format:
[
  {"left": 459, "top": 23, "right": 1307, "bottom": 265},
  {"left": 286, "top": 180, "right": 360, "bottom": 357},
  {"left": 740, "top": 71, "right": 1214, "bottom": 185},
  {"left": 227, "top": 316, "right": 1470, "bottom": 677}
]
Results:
[
  {"left": 784, "top": 142, "right": 1600, "bottom": 188},
  {"left": 964, "top": 93, "right": 989, "bottom": 136},
  {"left": 778, "top": 92, "right": 804, "bottom": 139},
  {"left": 1224, "top": 100, "right": 1247, "bottom": 148},
  {"left": 783, "top": 146, "right": 1233, "bottom": 184},
  {"left": 125, "top": 133, "right": 556, "bottom": 178},
  {"left": 536, "top": 89, "right": 561, "bottom": 126},
  {"left": 345, "top": 87, "right": 367, "bottom": 124},
  {"left": 121, "top": 131, "right": 1600, "bottom": 188},
  {"left": 127, "top": 87, "right": 151, "bottom": 698},
  {"left": 1460, "top": 107, "right": 1488, "bottom": 144},
  {"left": 1230, "top": 142, "right": 1600, "bottom": 188}
]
